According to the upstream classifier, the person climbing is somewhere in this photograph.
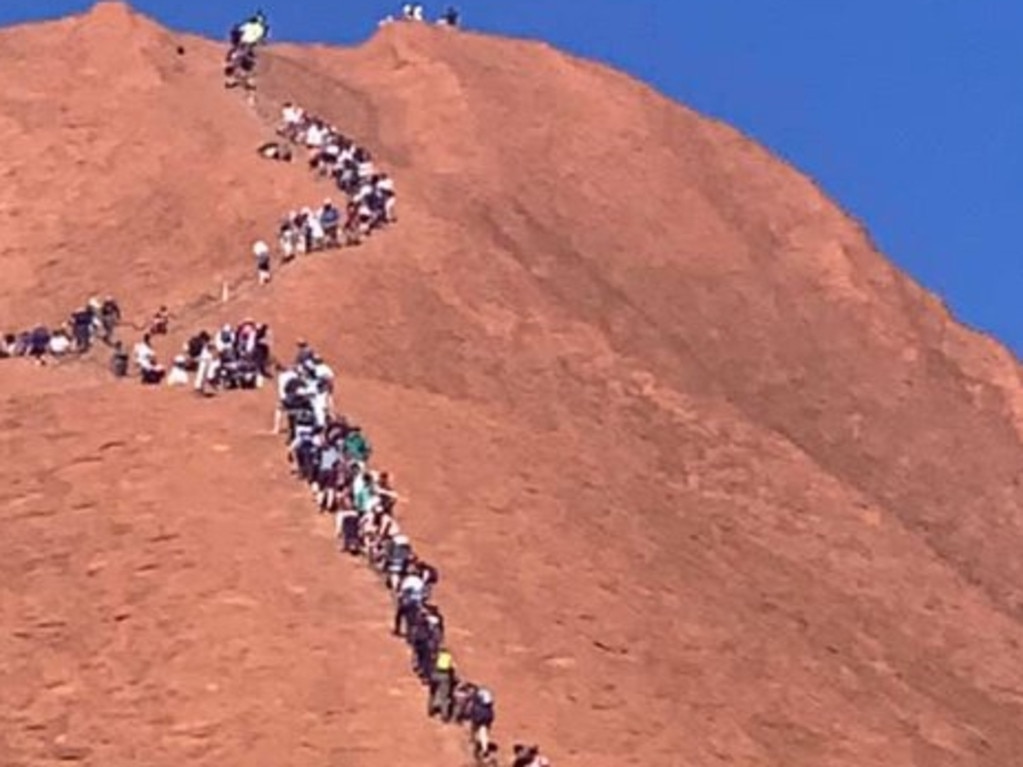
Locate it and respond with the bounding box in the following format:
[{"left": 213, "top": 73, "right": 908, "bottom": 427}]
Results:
[
  {"left": 149, "top": 306, "right": 170, "bottom": 336},
  {"left": 258, "top": 141, "right": 292, "bottom": 162},
  {"left": 384, "top": 530, "right": 413, "bottom": 592},
  {"left": 320, "top": 199, "right": 341, "bottom": 248},
  {"left": 428, "top": 647, "right": 457, "bottom": 721},
  {"left": 48, "top": 329, "right": 71, "bottom": 357},
  {"left": 343, "top": 423, "right": 371, "bottom": 463},
  {"left": 253, "top": 240, "right": 272, "bottom": 284},
  {"left": 99, "top": 296, "right": 121, "bottom": 343},
  {"left": 409, "top": 608, "right": 435, "bottom": 682},
  {"left": 233, "top": 10, "right": 269, "bottom": 48},
  {"left": 470, "top": 686, "right": 496, "bottom": 760},
  {"left": 438, "top": 6, "right": 460, "bottom": 26},
  {"left": 194, "top": 342, "right": 218, "bottom": 395},
  {"left": 512, "top": 745, "right": 551, "bottom": 767},
  {"left": 394, "top": 558, "right": 424, "bottom": 637},
  {"left": 109, "top": 341, "right": 129, "bottom": 378},
  {"left": 70, "top": 304, "right": 95, "bottom": 352}
]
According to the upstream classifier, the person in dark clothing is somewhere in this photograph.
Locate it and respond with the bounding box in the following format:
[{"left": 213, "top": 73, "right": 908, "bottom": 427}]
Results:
[
  {"left": 71, "top": 308, "right": 94, "bottom": 352},
  {"left": 110, "top": 342, "right": 129, "bottom": 378},
  {"left": 440, "top": 6, "right": 460, "bottom": 26},
  {"left": 410, "top": 614, "right": 435, "bottom": 682},
  {"left": 99, "top": 297, "right": 121, "bottom": 343},
  {"left": 320, "top": 200, "right": 341, "bottom": 247},
  {"left": 254, "top": 324, "right": 272, "bottom": 377}
]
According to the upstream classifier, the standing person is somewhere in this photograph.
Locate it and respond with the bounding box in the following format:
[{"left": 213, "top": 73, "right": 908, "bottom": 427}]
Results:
[
  {"left": 394, "top": 564, "right": 425, "bottom": 637},
  {"left": 253, "top": 239, "right": 272, "bottom": 284},
  {"left": 428, "top": 648, "right": 457, "bottom": 721},
  {"left": 470, "top": 687, "right": 496, "bottom": 759},
  {"left": 195, "top": 342, "right": 218, "bottom": 395},
  {"left": 109, "top": 341, "right": 129, "bottom": 378}
]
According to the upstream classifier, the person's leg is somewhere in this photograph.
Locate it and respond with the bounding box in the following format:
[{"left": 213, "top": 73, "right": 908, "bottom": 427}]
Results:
[{"left": 393, "top": 603, "right": 404, "bottom": 636}]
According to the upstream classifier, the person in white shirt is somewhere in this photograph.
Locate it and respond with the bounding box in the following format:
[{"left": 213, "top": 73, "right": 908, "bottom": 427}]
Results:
[
  {"left": 273, "top": 367, "right": 299, "bottom": 434},
  {"left": 48, "top": 330, "right": 71, "bottom": 356},
  {"left": 134, "top": 337, "right": 156, "bottom": 369},
  {"left": 134, "top": 335, "right": 165, "bottom": 385},
  {"left": 195, "top": 343, "right": 218, "bottom": 395},
  {"left": 166, "top": 354, "right": 190, "bottom": 386},
  {"left": 307, "top": 212, "right": 325, "bottom": 251},
  {"left": 253, "top": 240, "right": 271, "bottom": 284},
  {"left": 311, "top": 379, "right": 330, "bottom": 428},
  {"left": 395, "top": 569, "right": 425, "bottom": 636}
]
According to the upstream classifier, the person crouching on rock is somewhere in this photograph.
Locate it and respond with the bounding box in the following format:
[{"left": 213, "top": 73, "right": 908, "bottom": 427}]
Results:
[{"left": 133, "top": 334, "right": 165, "bottom": 385}]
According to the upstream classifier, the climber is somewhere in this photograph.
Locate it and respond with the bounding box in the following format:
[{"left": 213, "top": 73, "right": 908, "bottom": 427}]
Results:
[
  {"left": 194, "top": 342, "right": 218, "bottom": 395},
  {"left": 232, "top": 10, "right": 269, "bottom": 48},
  {"left": 343, "top": 423, "right": 371, "bottom": 463},
  {"left": 133, "top": 335, "right": 165, "bottom": 385},
  {"left": 70, "top": 305, "right": 95, "bottom": 352},
  {"left": 438, "top": 6, "right": 460, "bottom": 27},
  {"left": 166, "top": 354, "right": 190, "bottom": 387},
  {"left": 428, "top": 648, "right": 457, "bottom": 721},
  {"left": 393, "top": 552, "right": 424, "bottom": 636},
  {"left": 48, "top": 329, "right": 71, "bottom": 357},
  {"left": 470, "top": 686, "right": 496, "bottom": 759},
  {"left": 418, "top": 560, "right": 440, "bottom": 602},
  {"left": 337, "top": 503, "right": 362, "bottom": 554},
  {"left": 224, "top": 45, "right": 257, "bottom": 90},
  {"left": 109, "top": 342, "right": 129, "bottom": 378},
  {"left": 315, "top": 435, "right": 342, "bottom": 511},
  {"left": 512, "top": 745, "right": 551, "bottom": 767},
  {"left": 149, "top": 306, "right": 170, "bottom": 336},
  {"left": 258, "top": 140, "right": 292, "bottom": 162},
  {"left": 253, "top": 239, "right": 272, "bottom": 284},
  {"left": 99, "top": 296, "right": 121, "bottom": 343},
  {"left": 320, "top": 199, "right": 342, "bottom": 248}
]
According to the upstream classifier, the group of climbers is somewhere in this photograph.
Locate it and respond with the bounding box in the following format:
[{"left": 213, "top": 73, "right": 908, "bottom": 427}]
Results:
[
  {"left": 277, "top": 101, "right": 397, "bottom": 228},
  {"left": 272, "top": 343, "right": 544, "bottom": 765},
  {"left": 0, "top": 296, "right": 121, "bottom": 363},
  {"left": 381, "top": 4, "right": 461, "bottom": 26},
  {"left": 224, "top": 10, "right": 269, "bottom": 92},
  {"left": 3, "top": 15, "right": 552, "bottom": 766},
  {"left": 252, "top": 102, "right": 397, "bottom": 283}
]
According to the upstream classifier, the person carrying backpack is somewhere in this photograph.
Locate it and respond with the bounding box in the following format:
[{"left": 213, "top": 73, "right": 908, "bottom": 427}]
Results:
[{"left": 428, "top": 648, "right": 457, "bottom": 721}]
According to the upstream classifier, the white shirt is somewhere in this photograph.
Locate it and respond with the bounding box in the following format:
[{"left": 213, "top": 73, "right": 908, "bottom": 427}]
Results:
[
  {"left": 399, "top": 574, "right": 425, "bottom": 600},
  {"left": 306, "top": 125, "right": 326, "bottom": 148},
  {"left": 313, "top": 362, "right": 334, "bottom": 383},
  {"left": 253, "top": 241, "right": 270, "bottom": 257},
  {"left": 49, "top": 335, "right": 71, "bottom": 355},
  {"left": 133, "top": 341, "right": 155, "bottom": 368},
  {"left": 308, "top": 215, "right": 324, "bottom": 239}
]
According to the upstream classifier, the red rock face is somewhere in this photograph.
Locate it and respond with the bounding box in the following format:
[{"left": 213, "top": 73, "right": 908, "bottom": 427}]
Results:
[{"left": 1, "top": 4, "right": 1022, "bottom": 767}]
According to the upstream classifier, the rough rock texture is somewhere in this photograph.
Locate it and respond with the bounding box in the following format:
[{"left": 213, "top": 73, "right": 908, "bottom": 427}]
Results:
[{"left": 1, "top": 3, "right": 1022, "bottom": 766}]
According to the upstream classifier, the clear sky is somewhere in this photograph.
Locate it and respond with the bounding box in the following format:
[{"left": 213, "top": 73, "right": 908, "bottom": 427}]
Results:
[{"left": 4, "top": 1, "right": 1020, "bottom": 357}]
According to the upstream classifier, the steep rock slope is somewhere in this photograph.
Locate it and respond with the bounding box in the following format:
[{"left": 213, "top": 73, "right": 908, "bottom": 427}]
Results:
[{"left": 1, "top": 4, "right": 1022, "bottom": 767}]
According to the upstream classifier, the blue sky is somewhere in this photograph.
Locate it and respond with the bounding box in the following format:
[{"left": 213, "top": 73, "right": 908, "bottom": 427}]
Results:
[{"left": 5, "top": 1, "right": 1021, "bottom": 357}]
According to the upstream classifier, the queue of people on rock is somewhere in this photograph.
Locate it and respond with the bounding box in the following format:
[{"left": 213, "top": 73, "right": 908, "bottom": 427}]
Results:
[
  {"left": 0, "top": 296, "right": 122, "bottom": 363},
  {"left": 109, "top": 317, "right": 274, "bottom": 394},
  {"left": 3, "top": 17, "right": 552, "bottom": 765},
  {"left": 274, "top": 343, "right": 549, "bottom": 766},
  {"left": 252, "top": 102, "right": 397, "bottom": 283}
]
